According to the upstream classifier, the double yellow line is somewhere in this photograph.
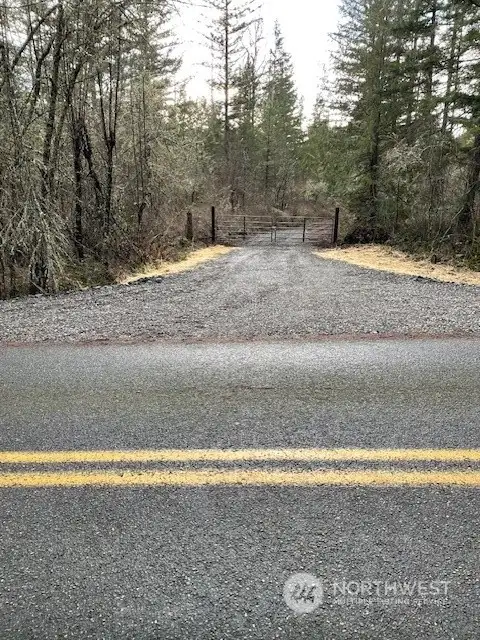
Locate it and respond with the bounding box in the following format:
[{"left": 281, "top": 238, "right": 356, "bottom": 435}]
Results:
[{"left": 0, "top": 448, "right": 479, "bottom": 487}]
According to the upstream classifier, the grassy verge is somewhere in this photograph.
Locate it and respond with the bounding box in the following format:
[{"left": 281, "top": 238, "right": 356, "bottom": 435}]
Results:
[
  {"left": 316, "top": 245, "right": 480, "bottom": 286},
  {"left": 118, "top": 245, "right": 235, "bottom": 285}
]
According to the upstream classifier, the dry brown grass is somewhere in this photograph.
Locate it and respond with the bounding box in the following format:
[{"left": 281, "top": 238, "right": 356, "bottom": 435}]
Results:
[
  {"left": 316, "top": 245, "right": 480, "bottom": 286},
  {"left": 119, "top": 245, "right": 235, "bottom": 285}
]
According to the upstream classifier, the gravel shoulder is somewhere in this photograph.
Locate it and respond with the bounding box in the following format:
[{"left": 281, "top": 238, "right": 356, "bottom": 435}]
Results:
[{"left": 0, "top": 244, "right": 479, "bottom": 344}]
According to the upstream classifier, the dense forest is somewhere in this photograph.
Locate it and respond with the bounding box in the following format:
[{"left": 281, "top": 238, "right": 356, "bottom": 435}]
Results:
[{"left": 0, "top": 0, "right": 479, "bottom": 297}]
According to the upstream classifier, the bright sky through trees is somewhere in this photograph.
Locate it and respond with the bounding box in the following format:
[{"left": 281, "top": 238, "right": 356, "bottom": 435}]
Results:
[{"left": 176, "top": 0, "right": 341, "bottom": 117}]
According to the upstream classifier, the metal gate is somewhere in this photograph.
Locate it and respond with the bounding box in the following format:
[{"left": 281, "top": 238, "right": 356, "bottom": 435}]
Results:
[{"left": 213, "top": 210, "right": 339, "bottom": 247}]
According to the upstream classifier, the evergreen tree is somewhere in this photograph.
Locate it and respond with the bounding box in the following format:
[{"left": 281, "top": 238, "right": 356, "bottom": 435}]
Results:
[
  {"left": 455, "top": 0, "right": 480, "bottom": 229},
  {"left": 203, "top": 0, "right": 259, "bottom": 209},
  {"left": 260, "top": 23, "right": 303, "bottom": 210},
  {"left": 333, "top": 0, "right": 393, "bottom": 222}
]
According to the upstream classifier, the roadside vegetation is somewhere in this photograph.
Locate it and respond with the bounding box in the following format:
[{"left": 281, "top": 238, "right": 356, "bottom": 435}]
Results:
[
  {"left": 0, "top": 0, "right": 479, "bottom": 298},
  {"left": 322, "top": 0, "right": 480, "bottom": 270},
  {"left": 317, "top": 246, "right": 480, "bottom": 286},
  {"left": 119, "top": 246, "right": 235, "bottom": 285}
]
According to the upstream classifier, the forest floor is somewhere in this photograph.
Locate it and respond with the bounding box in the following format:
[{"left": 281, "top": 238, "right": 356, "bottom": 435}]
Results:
[
  {"left": 318, "top": 244, "right": 480, "bottom": 286},
  {"left": 1, "top": 241, "right": 478, "bottom": 344}
]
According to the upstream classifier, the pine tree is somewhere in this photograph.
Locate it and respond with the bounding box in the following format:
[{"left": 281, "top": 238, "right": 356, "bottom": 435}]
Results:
[
  {"left": 203, "top": 0, "right": 259, "bottom": 209},
  {"left": 455, "top": 0, "right": 480, "bottom": 229},
  {"left": 333, "top": 0, "right": 394, "bottom": 223},
  {"left": 260, "top": 23, "right": 303, "bottom": 210},
  {"left": 229, "top": 18, "right": 263, "bottom": 208}
]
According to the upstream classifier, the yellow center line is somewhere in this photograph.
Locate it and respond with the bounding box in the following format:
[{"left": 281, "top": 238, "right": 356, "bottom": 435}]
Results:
[
  {"left": 0, "top": 469, "right": 479, "bottom": 488},
  {"left": 0, "top": 448, "right": 479, "bottom": 464}
]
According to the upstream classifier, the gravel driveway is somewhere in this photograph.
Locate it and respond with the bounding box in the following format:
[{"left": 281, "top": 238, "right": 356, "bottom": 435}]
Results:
[{"left": 0, "top": 244, "right": 479, "bottom": 344}]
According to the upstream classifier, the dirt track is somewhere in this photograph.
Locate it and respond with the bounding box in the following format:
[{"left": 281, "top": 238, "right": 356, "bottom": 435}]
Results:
[{"left": 0, "top": 240, "right": 479, "bottom": 344}]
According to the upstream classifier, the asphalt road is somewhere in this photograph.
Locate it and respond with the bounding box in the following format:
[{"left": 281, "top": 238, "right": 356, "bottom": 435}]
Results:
[{"left": 0, "top": 338, "right": 479, "bottom": 639}]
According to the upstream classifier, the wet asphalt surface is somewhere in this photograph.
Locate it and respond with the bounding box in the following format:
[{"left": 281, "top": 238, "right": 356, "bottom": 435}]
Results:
[{"left": 0, "top": 339, "right": 479, "bottom": 639}]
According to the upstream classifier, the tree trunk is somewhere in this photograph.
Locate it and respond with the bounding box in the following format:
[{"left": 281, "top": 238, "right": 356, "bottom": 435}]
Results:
[
  {"left": 31, "top": 2, "right": 64, "bottom": 294},
  {"left": 72, "top": 116, "right": 84, "bottom": 260}
]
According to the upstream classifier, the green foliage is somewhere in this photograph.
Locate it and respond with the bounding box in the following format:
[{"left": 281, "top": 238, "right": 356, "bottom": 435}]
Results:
[
  {"left": 259, "top": 23, "right": 304, "bottom": 209},
  {"left": 319, "top": 0, "right": 480, "bottom": 259}
]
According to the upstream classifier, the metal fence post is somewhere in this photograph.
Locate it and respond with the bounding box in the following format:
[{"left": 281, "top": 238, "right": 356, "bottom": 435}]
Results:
[
  {"left": 211, "top": 206, "right": 216, "bottom": 244},
  {"left": 243, "top": 216, "right": 246, "bottom": 240},
  {"left": 333, "top": 207, "right": 340, "bottom": 244},
  {"left": 303, "top": 218, "right": 307, "bottom": 243}
]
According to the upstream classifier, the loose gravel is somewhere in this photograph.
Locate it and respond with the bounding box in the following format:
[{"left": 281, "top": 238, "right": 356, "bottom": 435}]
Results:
[{"left": 0, "top": 243, "right": 479, "bottom": 344}]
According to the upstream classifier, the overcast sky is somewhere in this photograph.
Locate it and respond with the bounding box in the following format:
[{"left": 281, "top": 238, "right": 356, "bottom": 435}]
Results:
[{"left": 175, "top": 0, "right": 341, "bottom": 118}]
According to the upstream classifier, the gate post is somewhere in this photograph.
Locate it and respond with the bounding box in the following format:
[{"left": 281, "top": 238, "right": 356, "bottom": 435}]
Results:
[
  {"left": 333, "top": 207, "right": 340, "bottom": 245},
  {"left": 211, "top": 206, "right": 216, "bottom": 244}
]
